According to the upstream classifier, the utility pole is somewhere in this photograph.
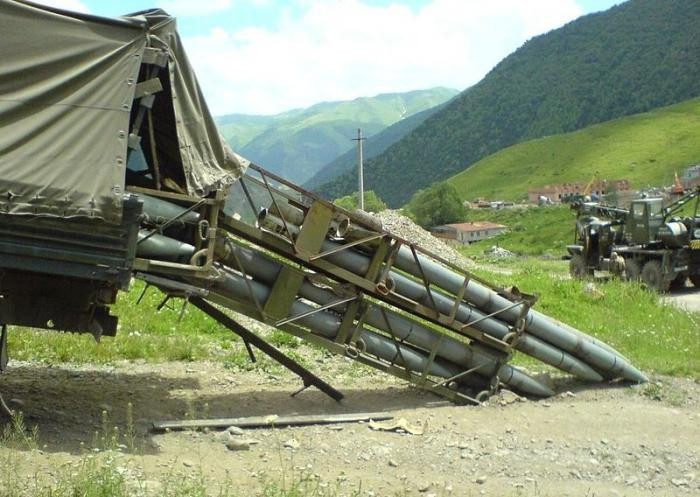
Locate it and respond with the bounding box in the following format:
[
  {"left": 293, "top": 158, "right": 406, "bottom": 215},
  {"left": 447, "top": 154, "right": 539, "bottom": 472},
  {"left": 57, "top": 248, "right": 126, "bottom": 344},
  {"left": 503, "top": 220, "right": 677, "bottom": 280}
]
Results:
[{"left": 352, "top": 128, "right": 366, "bottom": 210}]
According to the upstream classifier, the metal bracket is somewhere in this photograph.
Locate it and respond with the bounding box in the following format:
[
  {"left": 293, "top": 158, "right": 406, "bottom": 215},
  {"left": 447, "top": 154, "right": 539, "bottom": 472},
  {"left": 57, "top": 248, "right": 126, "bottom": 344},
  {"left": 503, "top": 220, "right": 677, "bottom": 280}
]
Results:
[{"left": 134, "top": 78, "right": 163, "bottom": 99}]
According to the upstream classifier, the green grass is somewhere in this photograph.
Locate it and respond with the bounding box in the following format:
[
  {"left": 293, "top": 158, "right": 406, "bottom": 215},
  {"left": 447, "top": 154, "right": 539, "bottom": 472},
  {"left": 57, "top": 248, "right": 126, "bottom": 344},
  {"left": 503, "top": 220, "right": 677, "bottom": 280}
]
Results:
[
  {"left": 477, "top": 260, "right": 700, "bottom": 378},
  {"left": 0, "top": 411, "right": 361, "bottom": 497},
  {"left": 6, "top": 257, "right": 699, "bottom": 379},
  {"left": 8, "top": 281, "right": 247, "bottom": 365},
  {"left": 457, "top": 204, "right": 574, "bottom": 258},
  {"left": 450, "top": 97, "right": 700, "bottom": 202}
]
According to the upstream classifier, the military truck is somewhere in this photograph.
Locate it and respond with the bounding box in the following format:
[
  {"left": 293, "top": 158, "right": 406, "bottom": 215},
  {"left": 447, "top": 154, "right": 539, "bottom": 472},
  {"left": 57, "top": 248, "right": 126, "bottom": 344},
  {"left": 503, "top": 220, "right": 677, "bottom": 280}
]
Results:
[
  {"left": 0, "top": 0, "right": 647, "bottom": 406},
  {"left": 567, "top": 187, "right": 700, "bottom": 291}
]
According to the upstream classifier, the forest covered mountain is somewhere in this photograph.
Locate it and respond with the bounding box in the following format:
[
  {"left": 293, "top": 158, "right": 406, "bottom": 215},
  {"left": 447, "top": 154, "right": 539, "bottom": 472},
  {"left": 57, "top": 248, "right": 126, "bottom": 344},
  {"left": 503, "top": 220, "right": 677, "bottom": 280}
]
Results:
[
  {"left": 215, "top": 88, "right": 457, "bottom": 184},
  {"left": 315, "top": 0, "right": 700, "bottom": 207},
  {"left": 449, "top": 97, "right": 700, "bottom": 201}
]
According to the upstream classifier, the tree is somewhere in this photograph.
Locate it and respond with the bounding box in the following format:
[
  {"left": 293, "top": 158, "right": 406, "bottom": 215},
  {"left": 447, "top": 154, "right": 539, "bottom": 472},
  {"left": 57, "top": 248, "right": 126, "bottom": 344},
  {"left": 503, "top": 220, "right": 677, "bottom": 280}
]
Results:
[
  {"left": 405, "top": 182, "right": 466, "bottom": 228},
  {"left": 333, "top": 190, "right": 387, "bottom": 213}
]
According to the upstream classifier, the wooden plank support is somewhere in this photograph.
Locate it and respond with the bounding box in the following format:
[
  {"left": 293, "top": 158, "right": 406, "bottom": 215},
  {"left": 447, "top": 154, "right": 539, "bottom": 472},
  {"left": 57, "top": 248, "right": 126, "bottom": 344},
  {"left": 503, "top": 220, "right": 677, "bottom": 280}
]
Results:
[
  {"left": 190, "top": 298, "right": 343, "bottom": 402},
  {"left": 152, "top": 412, "right": 394, "bottom": 433}
]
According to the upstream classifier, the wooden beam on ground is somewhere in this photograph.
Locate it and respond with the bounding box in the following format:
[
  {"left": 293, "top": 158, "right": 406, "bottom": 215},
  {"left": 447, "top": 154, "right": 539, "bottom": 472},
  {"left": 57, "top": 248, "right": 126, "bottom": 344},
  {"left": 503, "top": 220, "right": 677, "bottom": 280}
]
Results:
[{"left": 152, "top": 411, "right": 394, "bottom": 432}]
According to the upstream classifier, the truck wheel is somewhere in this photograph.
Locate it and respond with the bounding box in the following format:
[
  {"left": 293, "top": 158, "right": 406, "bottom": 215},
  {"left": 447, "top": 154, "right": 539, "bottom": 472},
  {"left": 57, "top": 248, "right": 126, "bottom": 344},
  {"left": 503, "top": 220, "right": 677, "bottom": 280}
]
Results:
[
  {"left": 625, "top": 259, "right": 641, "bottom": 282},
  {"left": 690, "top": 274, "right": 700, "bottom": 288},
  {"left": 641, "top": 260, "right": 670, "bottom": 292},
  {"left": 670, "top": 274, "right": 687, "bottom": 290},
  {"left": 569, "top": 254, "right": 590, "bottom": 279}
]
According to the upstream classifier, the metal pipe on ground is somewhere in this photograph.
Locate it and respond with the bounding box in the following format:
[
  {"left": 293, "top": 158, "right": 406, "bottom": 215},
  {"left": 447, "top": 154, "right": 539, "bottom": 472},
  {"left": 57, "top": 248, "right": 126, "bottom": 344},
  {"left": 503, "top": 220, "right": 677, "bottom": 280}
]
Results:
[
  {"left": 383, "top": 271, "right": 603, "bottom": 382},
  {"left": 254, "top": 209, "right": 603, "bottom": 382},
  {"left": 209, "top": 268, "right": 479, "bottom": 387},
  {"left": 390, "top": 246, "right": 647, "bottom": 383},
  {"left": 215, "top": 241, "right": 554, "bottom": 397}
]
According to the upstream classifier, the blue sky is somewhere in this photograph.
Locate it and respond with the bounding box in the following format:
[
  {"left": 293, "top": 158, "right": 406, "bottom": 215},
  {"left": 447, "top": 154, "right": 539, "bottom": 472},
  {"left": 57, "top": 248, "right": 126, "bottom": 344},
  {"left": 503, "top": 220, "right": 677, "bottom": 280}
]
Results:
[{"left": 39, "top": 0, "right": 625, "bottom": 115}]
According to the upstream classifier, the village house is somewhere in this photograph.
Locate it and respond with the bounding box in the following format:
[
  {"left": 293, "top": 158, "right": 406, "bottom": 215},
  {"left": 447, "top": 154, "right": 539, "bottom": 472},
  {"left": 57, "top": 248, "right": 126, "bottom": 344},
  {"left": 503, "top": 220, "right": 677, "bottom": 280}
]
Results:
[
  {"left": 527, "top": 179, "right": 630, "bottom": 204},
  {"left": 430, "top": 221, "right": 507, "bottom": 245},
  {"left": 682, "top": 164, "right": 700, "bottom": 189}
]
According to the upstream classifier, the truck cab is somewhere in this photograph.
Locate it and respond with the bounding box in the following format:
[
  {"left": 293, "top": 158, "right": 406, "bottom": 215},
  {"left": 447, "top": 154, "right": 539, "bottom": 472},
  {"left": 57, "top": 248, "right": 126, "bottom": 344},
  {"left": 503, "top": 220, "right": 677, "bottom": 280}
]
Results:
[{"left": 627, "top": 198, "right": 664, "bottom": 245}]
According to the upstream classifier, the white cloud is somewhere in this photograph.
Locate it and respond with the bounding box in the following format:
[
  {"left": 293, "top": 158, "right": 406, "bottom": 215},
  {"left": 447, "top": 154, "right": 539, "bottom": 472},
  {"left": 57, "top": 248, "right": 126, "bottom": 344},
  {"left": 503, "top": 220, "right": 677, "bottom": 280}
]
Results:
[
  {"left": 31, "top": 0, "right": 90, "bottom": 13},
  {"left": 157, "top": 0, "right": 232, "bottom": 16},
  {"left": 182, "top": 0, "right": 584, "bottom": 115}
]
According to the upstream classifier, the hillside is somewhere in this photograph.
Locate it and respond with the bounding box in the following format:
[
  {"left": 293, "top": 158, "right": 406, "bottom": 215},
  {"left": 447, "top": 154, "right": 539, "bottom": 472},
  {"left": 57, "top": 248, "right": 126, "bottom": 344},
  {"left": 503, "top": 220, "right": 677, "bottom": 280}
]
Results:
[
  {"left": 216, "top": 114, "right": 281, "bottom": 151},
  {"left": 317, "top": 0, "right": 700, "bottom": 207},
  {"left": 456, "top": 205, "right": 573, "bottom": 258},
  {"left": 217, "top": 88, "right": 458, "bottom": 184},
  {"left": 450, "top": 97, "right": 700, "bottom": 201},
  {"left": 304, "top": 101, "right": 451, "bottom": 190}
]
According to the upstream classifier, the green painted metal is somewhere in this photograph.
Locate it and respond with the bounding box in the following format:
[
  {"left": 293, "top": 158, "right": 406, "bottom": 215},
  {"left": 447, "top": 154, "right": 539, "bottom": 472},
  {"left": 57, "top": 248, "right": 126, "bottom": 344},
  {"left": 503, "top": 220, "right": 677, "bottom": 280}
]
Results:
[
  {"left": 263, "top": 266, "right": 306, "bottom": 321},
  {"left": 294, "top": 201, "right": 335, "bottom": 259}
]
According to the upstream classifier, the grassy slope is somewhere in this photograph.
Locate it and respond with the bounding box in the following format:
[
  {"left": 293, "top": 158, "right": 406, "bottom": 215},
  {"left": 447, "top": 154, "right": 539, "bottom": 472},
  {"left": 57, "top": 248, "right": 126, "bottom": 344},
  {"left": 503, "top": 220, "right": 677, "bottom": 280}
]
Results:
[
  {"left": 481, "top": 260, "right": 699, "bottom": 378},
  {"left": 457, "top": 205, "right": 574, "bottom": 258},
  {"left": 215, "top": 114, "right": 286, "bottom": 150},
  {"left": 450, "top": 97, "right": 700, "bottom": 201}
]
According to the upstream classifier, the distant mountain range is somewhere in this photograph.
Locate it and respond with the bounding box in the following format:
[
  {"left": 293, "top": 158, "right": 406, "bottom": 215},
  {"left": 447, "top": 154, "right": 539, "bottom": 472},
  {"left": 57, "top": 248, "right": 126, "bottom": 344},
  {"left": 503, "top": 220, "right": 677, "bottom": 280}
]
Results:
[
  {"left": 303, "top": 101, "right": 452, "bottom": 190},
  {"left": 215, "top": 88, "right": 458, "bottom": 184},
  {"left": 315, "top": 0, "right": 700, "bottom": 207}
]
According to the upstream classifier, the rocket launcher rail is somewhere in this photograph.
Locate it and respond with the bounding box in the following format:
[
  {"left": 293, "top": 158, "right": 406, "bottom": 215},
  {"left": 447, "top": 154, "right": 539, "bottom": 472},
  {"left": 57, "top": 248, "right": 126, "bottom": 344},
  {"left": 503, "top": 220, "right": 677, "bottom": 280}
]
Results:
[
  {"left": 0, "top": 1, "right": 646, "bottom": 408},
  {"left": 128, "top": 163, "right": 647, "bottom": 404}
]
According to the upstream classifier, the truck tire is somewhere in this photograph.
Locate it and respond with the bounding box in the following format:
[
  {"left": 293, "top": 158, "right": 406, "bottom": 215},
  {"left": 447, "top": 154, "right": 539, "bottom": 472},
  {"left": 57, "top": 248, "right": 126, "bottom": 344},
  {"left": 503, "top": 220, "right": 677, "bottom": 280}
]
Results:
[
  {"left": 625, "top": 259, "right": 641, "bottom": 282},
  {"left": 670, "top": 274, "right": 687, "bottom": 290},
  {"left": 569, "top": 254, "right": 590, "bottom": 279},
  {"left": 641, "top": 260, "right": 670, "bottom": 292},
  {"left": 690, "top": 274, "right": 700, "bottom": 288}
]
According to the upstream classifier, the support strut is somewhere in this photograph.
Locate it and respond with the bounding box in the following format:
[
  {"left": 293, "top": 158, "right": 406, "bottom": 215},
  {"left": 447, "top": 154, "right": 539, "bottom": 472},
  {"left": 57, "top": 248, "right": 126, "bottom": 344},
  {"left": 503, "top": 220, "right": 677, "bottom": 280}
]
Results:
[{"left": 189, "top": 298, "right": 344, "bottom": 402}]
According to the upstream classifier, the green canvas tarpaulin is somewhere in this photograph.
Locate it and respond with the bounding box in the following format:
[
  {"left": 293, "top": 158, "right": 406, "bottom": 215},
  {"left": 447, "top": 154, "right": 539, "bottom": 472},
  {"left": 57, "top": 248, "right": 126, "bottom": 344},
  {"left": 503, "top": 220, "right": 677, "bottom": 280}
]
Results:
[{"left": 0, "top": 0, "right": 247, "bottom": 223}]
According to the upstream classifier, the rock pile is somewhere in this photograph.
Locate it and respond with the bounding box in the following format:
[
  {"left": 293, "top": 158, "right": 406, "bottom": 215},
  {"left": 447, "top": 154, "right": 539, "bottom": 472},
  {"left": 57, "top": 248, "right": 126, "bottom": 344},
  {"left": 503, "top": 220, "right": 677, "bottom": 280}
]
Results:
[{"left": 484, "top": 245, "right": 515, "bottom": 258}]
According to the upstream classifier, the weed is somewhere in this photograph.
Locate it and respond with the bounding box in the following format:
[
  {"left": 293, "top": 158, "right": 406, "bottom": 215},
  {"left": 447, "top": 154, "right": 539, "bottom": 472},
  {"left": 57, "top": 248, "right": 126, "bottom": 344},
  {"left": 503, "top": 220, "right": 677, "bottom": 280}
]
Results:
[
  {"left": 269, "top": 330, "right": 301, "bottom": 349},
  {"left": 124, "top": 402, "right": 137, "bottom": 453},
  {"left": 49, "top": 454, "right": 128, "bottom": 497},
  {"left": 639, "top": 381, "right": 686, "bottom": 406},
  {"left": 0, "top": 411, "right": 38, "bottom": 451}
]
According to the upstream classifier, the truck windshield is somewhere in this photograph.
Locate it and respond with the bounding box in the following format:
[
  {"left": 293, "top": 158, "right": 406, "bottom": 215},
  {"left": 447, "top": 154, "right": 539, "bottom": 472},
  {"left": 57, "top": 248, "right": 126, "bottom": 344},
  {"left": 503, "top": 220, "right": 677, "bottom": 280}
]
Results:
[
  {"left": 632, "top": 203, "right": 645, "bottom": 218},
  {"left": 649, "top": 200, "right": 663, "bottom": 216}
]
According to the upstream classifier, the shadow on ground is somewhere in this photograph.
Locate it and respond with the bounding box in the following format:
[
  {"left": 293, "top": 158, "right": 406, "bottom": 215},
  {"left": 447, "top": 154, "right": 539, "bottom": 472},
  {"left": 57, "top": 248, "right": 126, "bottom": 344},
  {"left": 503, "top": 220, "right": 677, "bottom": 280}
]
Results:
[{"left": 0, "top": 362, "right": 445, "bottom": 455}]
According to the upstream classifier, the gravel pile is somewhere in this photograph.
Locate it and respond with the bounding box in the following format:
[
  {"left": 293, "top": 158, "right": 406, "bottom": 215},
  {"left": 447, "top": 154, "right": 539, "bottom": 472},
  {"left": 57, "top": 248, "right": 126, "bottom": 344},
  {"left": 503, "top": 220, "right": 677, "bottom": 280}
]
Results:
[
  {"left": 484, "top": 245, "right": 515, "bottom": 258},
  {"left": 373, "top": 210, "right": 474, "bottom": 269}
]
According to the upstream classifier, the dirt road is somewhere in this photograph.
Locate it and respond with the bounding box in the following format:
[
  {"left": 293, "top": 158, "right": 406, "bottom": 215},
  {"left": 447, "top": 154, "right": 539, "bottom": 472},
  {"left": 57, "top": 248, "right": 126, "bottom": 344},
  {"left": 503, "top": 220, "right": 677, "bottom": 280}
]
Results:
[
  {"left": 1, "top": 357, "right": 697, "bottom": 496},
  {"left": 665, "top": 287, "right": 700, "bottom": 313}
]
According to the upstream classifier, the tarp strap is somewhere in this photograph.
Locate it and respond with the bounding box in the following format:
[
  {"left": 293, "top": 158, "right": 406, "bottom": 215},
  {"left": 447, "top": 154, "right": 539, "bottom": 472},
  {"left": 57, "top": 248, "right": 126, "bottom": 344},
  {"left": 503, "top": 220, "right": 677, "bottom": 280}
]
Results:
[{"left": 128, "top": 60, "right": 165, "bottom": 151}]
